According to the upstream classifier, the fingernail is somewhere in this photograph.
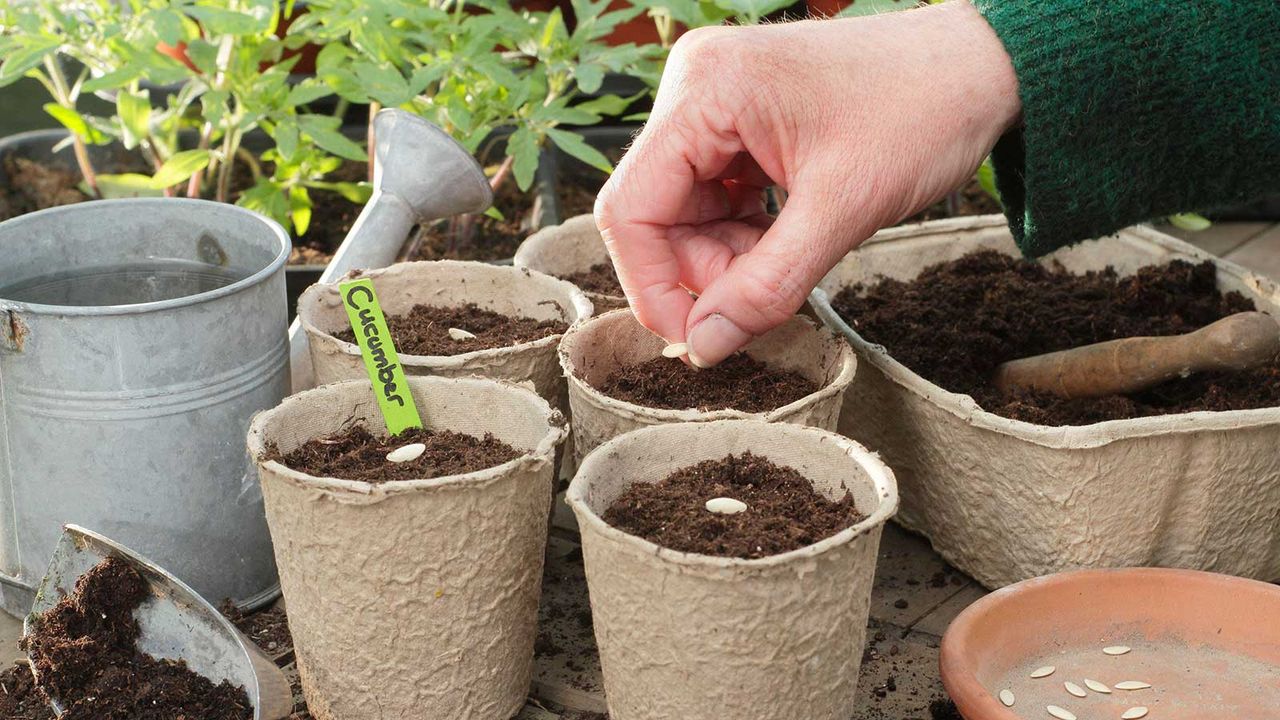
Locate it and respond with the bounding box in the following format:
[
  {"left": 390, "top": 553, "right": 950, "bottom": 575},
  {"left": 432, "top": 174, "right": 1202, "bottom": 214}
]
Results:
[{"left": 687, "top": 314, "right": 752, "bottom": 368}]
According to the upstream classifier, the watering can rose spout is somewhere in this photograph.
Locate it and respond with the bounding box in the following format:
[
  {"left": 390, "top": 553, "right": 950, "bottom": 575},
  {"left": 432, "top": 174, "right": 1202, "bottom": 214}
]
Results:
[{"left": 287, "top": 110, "right": 493, "bottom": 393}]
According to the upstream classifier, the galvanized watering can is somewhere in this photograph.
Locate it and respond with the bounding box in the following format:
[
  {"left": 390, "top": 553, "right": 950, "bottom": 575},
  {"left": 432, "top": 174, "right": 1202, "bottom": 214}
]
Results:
[{"left": 0, "top": 109, "right": 490, "bottom": 617}]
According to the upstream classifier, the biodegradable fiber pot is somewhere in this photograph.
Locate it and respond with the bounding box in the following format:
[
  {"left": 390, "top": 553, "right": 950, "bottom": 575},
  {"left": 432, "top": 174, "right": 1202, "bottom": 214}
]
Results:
[
  {"left": 810, "top": 215, "right": 1280, "bottom": 589},
  {"left": 247, "top": 376, "right": 567, "bottom": 720},
  {"left": 567, "top": 419, "right": 899, "bottom": 720},
  {"left": 558, "top": 308, "right": 856, "bottom": 468},
  {"left": 515, "top": 213, "right": 628, "bottom": 310},
  {"left": 298, "top": 260, "right": 593, "bottom": 406}
]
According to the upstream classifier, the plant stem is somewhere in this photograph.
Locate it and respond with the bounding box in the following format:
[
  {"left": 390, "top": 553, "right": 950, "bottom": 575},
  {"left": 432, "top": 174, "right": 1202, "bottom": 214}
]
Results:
[
  {"left": 43, "top": 58, "right": 100, "bottom": 198},
  {"left": 186, "top": 126, "right": 214, "bottom": 198},
  {"left": 215, "top": 128, "right": 240, "bottom": 204},
  {"left": 366, "top": 101, "right": 381, "bottom": 181},
  {"left": 488, "top": 154, "right": 514, "bottom": 192},
  {"left": 236, "top": 146, "right": 263, "bottom": 180}
]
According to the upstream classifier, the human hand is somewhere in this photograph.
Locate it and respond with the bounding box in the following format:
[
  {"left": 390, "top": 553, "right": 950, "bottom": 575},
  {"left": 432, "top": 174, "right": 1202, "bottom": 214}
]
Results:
[{"left": 594, "top": 0, "right": 1021, "bottom": 367}]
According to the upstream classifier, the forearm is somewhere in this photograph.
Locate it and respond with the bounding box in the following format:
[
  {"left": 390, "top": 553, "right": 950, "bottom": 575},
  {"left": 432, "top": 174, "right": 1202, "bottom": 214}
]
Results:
[{"left": 973, "top": 0, "right": 1280, "bottom": 256}]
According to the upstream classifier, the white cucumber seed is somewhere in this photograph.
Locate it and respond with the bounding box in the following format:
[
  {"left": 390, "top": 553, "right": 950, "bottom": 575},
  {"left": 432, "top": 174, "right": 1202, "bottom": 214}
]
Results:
[
  {"left": 661, "top": 342, "right": 689, "bottom": 358},
  {"left": 1114, "top": 681, "right": 1151, "bottom": 690},
  {"left": 386, "top": 443, "right": 427, "bottom": 463},
  {"left": 1121, "top": 707, "right": 1149, "bottom": 719},
  {"left": 1046, "top": 705, "right": 1077, "bottom": 720},
  {"left": 448, "top": 327, "right": 477, "bottom": 340},
  {"left": 705, "top": 497, "right": 748, "bottom": 515},
  {"left": 1030, "top": 666, "right": 1056, "bottom": 678},
  {"left": 1084, "top": 678, "right": 1111, "bottom": 694},
  {"left": 1064, "top": 681, "right": 1087, "bottom": 698},
  {"left": 1103, "top": 645, "right": 1132, "bottom": 656},
  {"left": 999, "top": 689, "right": 1016, "bottom": 707}
]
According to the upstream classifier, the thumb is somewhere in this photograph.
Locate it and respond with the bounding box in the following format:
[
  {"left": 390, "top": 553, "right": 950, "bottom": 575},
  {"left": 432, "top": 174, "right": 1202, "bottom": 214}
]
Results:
[{"left": 684, "top": 196, "right": 865, "bottom": 368}]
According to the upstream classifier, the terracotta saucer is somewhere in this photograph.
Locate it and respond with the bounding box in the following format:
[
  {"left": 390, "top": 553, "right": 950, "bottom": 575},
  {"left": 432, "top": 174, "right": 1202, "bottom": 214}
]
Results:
[{"left": 940, "top": 568, "right": 1280, "bottom": 720}]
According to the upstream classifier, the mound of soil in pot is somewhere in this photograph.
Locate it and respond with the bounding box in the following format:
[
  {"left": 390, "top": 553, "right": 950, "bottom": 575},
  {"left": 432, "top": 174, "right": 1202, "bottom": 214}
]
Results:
[
  {"left": 832, "top": 249, "right": 1280, "bottom": 425},
  {"left": 564, "top": 262, "right": 624, "bottom": 297},
  {"left": 21, "top": 556, "right": 252, "bottom": 720},
  {"left": 0, "top": 662, "right": 54, "bottom": 720},
  {"left": 333, "top": 302, "right": 569, "bottom": 356},
  {"left": 267, "top": 424, "right": 521, "bottom": 483},
  {"left": 415, "top": 180, "right": 537, "bottom": 261},
  {"left": 596, "top": 354, "right": 818, "bottom": 413},
  {"left": 0, "top": 156, "right": 91, "bottom": 221},
  {"left": 603, "top": 453, "right": 863, "bottom": 559}
]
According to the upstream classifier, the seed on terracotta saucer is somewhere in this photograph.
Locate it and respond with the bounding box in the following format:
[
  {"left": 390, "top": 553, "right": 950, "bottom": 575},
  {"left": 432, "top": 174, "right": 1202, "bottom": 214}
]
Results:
[
  {"left": 1030, "top": 666, "right": 1056, "bottom": 678},
  {"left": 1114, "top": 681, "right": 1151, "bottom": 690},
  {"left": 705, "top": 497, "right": 748, "bottom": 515},
  {"left": 448, "top": 327, "right": 477, "bottom": 340},
  {"left": 1103, "top": 646, "right": 1132, "bottom": 656},
  {"left": 661, "top": 342, "right": 689, "bottom": 358},
  {"left": 1084, "top": 678, "right": 1111, "bottom": 693},
  {"left": 1064, "top": 681, "right": 1086, "bottom": 698},
  {"left": 1046, "top": 705, "right": 1077, "bottom": 720},
  {"left": 1121, "top": 707, "right": 1149, "bottom": 719},
  {"left": 386, "top": 443, "right": 426, "bottom": 463},
  {"left": 999, "top": 689, "right": 1015, "bottom": 707}
]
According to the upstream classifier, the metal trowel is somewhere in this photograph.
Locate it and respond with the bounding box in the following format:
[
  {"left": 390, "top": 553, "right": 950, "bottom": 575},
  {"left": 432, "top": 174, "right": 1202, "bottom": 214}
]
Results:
[{"left": 22, "top": 525, "right": 294, "bottom": 719}]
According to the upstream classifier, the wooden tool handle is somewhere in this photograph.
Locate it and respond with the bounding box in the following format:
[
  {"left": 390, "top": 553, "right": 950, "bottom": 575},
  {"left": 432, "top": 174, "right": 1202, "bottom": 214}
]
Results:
[{"left": 993, "top": 311, "right": 1280, "bottom": 400}]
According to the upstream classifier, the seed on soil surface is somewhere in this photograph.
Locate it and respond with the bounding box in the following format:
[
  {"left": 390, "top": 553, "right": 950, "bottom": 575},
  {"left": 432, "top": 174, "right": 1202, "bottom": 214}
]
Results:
[
  {"left": 1046, "top": 705, "right": 1077, "bottom": 720},
  {"left": 705, "top": 497, "right": 748, "bottom": 515},
  {"left": 1121, "top": 707, "right": 1149, "bottom": 719},
  {"left": 448, "top": 327, "right": 477, "bottom": 340},
  {"left": 1114, "top": 681, "right": 1151, "bottom": 690},
  {"left": 386, "top": 443, "right": 427, "bottom": 463},
  {"left": 1064, "top": 681, "right": 1087, "bottom": 698},
  {"left": 1104, "top": 645, "right": 1132, "bottom": 656},
  {"left": 1085, "top": 678, "right": 1111, "bottom": 693},
  {"left": 999, "top": 689, "right": 1015, "bottom": 707},
  {"left": 1030, "top": 666, "right": 1056, "bottom": 678},
  {"left": 661, "top": 342, "right": 689, "bottom": 358}
]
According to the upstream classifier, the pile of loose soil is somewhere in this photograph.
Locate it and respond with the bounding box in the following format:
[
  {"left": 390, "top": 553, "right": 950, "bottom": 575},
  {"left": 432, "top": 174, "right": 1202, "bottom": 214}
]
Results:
[
  {"left": 903, "top": 177, "right": 1002, "bottom": 224},
  {"left": 334, "top": 302, "right": 568, "bottom": 356},
  {"left": 0, "top": 662, "right": 54, "bottom": 720},
  {"left": 267, "top": 424, "right": 521, "bottom": 483},
  {"left": 564, "top": 262, "right": 624, "bottom": 297},
  {"left": 21, "top": 556, "right": 252, "bottom": 720},
  {"left": 596, "top": 354, "right": 818, "bottom": 413},
  {"left": 287, "top": 161, "right": 367, "bottom": 265},
  {"left": 415, "top": 179, "right": 536, "bottom": 261},
  {"left": 0, "top": 156, "right": 90, "bottom": 221},
  {"left": 222, "top": 602, "right": 292, "bottom": 658},
  {"left": 603, "top": 453, "right": 863, "bottom": 559},
  {"left": 832, "top": 249, "right": 1280, "bottom": 425}
]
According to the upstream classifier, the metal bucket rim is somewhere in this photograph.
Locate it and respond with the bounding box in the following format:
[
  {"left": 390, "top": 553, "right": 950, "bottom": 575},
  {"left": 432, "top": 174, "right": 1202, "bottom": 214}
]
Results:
[{"left": 0, "top": 198, "right": 290, "bottom": 317}]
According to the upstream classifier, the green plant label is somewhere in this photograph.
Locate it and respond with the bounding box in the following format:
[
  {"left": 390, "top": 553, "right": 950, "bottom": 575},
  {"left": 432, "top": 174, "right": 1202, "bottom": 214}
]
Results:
[{"left": 339, "top": 278, "right": 423, "bottom": 435}]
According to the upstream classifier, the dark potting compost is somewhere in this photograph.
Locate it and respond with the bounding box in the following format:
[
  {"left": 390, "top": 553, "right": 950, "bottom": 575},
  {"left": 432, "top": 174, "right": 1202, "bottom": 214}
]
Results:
[
  {"left": 21, "top": 556, "right": 252, "bottom": 720},
  {"left": 602, "top": 453, "right": 864, "bottom": 559},
  {"left": 832, "top": 250, "right": 1280, "bottom": 425},
  {"left": 268, "top": 424, "right": 521, "bottom": 483},
  {"left": 415, "top": 180, "right": 536, "bottom": 262},
  {"left": 563, "top": 262, "right": 624, "bottom": 297},
  {"left": 0, "top": 662, "right": 54, "bottom": 720},
  {"left": 596, "top": 354, "right": 818, "bottom": 413},
  {"left": 334, "top": 302, "right": 568, "bottom": 356},
  {"left": 0, "top": 156, "right": 88, "bottom": 221}
]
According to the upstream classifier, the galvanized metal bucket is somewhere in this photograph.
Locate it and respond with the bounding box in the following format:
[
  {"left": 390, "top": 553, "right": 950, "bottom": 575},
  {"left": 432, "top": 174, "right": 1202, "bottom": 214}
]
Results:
[{"left": 0, "top": 198, "right": 289, "bottom": 618}]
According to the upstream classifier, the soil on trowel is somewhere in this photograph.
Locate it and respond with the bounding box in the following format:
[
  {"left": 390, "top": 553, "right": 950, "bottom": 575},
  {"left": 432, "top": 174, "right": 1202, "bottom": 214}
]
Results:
[
  {"left": 596, "top": 353, "right": 818, "bottom": 413},
  {"left": 21, "top": 556, "right": 252, "bottom": 720},
  {"left": 0, "top": 662, "right": 55, "bottom": 719},
  {"left": 563, "top": 262, "right": 624, "bottom": 297},
  {"left": 603, "top": 453, "right": 864, "bottom": 559},
  {"left": 414, "top": 180, "right": 537, "bottom": 261},
  {"left": 832, "top": 249, "right": 1280, "bottom": 425},
  {"left": 334, "top": 302, "right": 568, "bottom": 356},
  {"left": 267, "top": 424, "right": 521, "bottom": 483}
]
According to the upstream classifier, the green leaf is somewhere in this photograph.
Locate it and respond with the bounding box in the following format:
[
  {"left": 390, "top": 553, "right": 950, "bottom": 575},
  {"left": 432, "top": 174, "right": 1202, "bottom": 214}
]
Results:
[
  {"left": 575, "top": 64, "right": 605, "bottom": 95},
  {"left": 507, "top": 128, "right": 541, "bottom": 192},
  {"left": 289, "top": 185, "right": 313, "bottom": 236},
  {"left": 1169, "top": 212, "right": 1212, "bottom": 232},
  {"left": 547, "top": 128, "right": 612, "bottom": 174},
  {"left": 483, "top": 206, "right": 505, "bottom": 221},
  {"left": 975, "top": 157, "right": 1000, "bottom": 203},
  {"left": 43, "top": 104, "right": 109, "bottom": 145},
  {"left": 182, "top": 6, "right": 271, "bottom": 35},
  {"left": 622, "top": 111, "right": 651, "bottom": 122},
  {"left": 287, "top": 80, "right": 334, "bottom": 108},
  {"left": 574, "top": 93, "right": 642, "bottom": 117},
  {"left": 353, "top": 61, "right": 412, "bottom": 106},
  {"left": 0, "top": 39, "right": 58, "bottom": 88},
  {"left": 298, "top": 114, "right": 367, "bottom": 162},
  {"left": 151, "top": 149, "right": 212, "bottom": 188},
  {"left": 117, "top": 89, "right": 151, "bottom": 150},
  {"left": 274, "top": 121, "right": 299, "bottom": 161},
  {"left": 95, "top": 173, "right": 166, "bottom": 199},
  {"left": 82, "top": 64, "right": 146, "bottom": 94},
  {"left": 836, "top": 0, "right": 918, "bottom": 17},
  {"left": 307, "top": 180, "right": 373, "bottom": 204}
]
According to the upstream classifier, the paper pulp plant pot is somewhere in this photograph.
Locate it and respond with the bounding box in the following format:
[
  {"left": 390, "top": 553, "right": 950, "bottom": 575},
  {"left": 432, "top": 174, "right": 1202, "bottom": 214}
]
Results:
[
  {"left": 0, "top": 198, "right": 288, "bottom": 618},
  {"left": 566, "top": 419, "right": 899, "bottom": 720},
  {"left": 516, "top": 214, "right": 628, "bottom": 311},
  {"left": 810, "top": 215, "right": 1280, "bottom": 589},
  {"left": 298, "top": 260, "right": 593, "bottom": 408},
  {"left": 247, "top": 376, "right": 567, "bottom": 720},
  {"left": 558, "top": 308, "right": 856, "bottom": 469}
]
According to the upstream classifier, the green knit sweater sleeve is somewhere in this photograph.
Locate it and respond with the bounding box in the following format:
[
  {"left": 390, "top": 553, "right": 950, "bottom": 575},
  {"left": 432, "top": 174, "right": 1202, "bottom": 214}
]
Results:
[{"left": 971, "top": 0, "right": 1280, "bottom": 257}]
